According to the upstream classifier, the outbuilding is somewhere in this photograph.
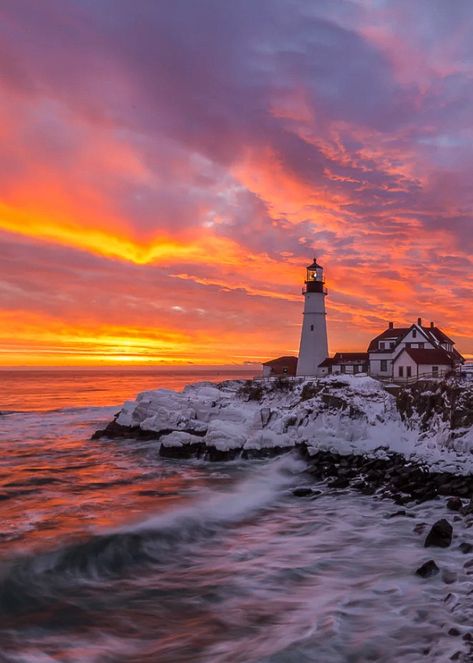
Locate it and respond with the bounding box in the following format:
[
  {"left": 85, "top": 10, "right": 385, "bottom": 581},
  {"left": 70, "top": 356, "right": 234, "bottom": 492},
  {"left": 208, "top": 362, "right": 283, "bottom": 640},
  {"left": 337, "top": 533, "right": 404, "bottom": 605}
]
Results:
[
  {"left": 391, "top": 347, "right": 454, "bottom": 381},
  {"left": 262, "top": 356, "right": 298, "bottom": 378}
]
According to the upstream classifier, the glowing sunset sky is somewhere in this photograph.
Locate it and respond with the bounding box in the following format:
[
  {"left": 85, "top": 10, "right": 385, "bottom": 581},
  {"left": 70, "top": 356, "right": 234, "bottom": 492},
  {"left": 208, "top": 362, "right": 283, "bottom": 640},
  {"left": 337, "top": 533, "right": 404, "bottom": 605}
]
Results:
[{"left": 1, "top": 0, "right": 472, "bottom": 365}]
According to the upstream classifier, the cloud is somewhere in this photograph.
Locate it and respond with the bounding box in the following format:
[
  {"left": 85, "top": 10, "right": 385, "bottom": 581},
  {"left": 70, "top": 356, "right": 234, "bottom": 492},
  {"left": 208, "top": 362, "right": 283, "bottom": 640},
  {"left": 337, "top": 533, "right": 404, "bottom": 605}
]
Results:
[{"left": 0, "top": 0, "right": 472, "bottom": 362}]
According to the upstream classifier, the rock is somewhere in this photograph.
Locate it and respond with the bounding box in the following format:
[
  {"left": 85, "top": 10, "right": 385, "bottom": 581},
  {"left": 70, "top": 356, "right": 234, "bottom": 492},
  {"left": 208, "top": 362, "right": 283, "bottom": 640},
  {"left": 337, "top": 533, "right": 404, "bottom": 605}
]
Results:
[
  {"left": 260, "top": 408, "right": 271, "bottom": 427},
  {"left": 386, "top": 510, "right": 407, "bottom": 518},
  {"left": 416, "top": 560, "right": 439, "bottom": 578},
  {"left": 424, "top": 519, "right": 453, "bottom": 548},
  {"left": 414, "top": 523, "right": 427, "bottom": 535},
  {"left": 447, "top": 497, "right": 463, "bottom": 512},
  {"left": 448, "top": 628, "right": 461, "bottom": 637},
  {"left": 442, "top": 570, "right": 457, "bottom": 584},
  {"left": 459, "top": 542, "right": 473, "bottom": 554},
  {"left": 292, "top": 487, "right": 313, "bottom": 497},
  {"left": 328, "top": 477, "right": 350, "bottom": 489},
  {"left": 461, "top": 498, "right": 473, "bottom": 516}
]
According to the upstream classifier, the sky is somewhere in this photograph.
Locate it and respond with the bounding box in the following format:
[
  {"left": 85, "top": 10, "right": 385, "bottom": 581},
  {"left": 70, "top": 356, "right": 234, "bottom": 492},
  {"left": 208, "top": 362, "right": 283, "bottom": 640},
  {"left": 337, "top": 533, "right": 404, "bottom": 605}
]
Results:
[{"left": 0, "top": 0, "right": 472, "bottom": 366}]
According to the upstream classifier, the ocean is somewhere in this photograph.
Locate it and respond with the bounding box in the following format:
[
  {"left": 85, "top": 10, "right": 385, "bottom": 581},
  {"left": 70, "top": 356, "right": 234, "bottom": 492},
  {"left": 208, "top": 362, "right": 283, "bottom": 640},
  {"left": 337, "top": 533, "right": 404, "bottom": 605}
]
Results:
[{"left": 0, "top": 368, "right": 468, "bottom": 662}]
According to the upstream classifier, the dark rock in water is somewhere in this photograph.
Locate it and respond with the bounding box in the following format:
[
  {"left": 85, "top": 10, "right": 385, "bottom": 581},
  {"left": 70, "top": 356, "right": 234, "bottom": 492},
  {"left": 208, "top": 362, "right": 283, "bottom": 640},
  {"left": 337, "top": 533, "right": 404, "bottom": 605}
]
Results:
[
  {"left": 242, "top": 446, "right": 293, "bottom": 460},
  {"left": 159, "top": 442, "right": 207, "bottom": 460},
  {"left": 386, "top": 510, "right": 407, "bottom": 518},
  {"left": 292, "top": 487, "right": 313, "bottom": 497},
  {"left": 206, "top": 446, "right": 240, "bottom": 462},
  {"left": 424, "top": 519, "right": 453, "bottom": 548},
  {"left": 442, "top": 570, "right": 457, "bottom": 584},
  {"left": 416, "top": 560, "right": 439, "bottom": 578},
  {"left": 447, "top": 497, "right": 463, "bottom": 512},
  {"left": 460, "top": 498, "right": 473, "bottom": 516},
  {"left": 448, "top": 628, "right": 461, "bottom": 637},
  {"left": 459, "top": 542, "right": 473, "bottom": 554}
]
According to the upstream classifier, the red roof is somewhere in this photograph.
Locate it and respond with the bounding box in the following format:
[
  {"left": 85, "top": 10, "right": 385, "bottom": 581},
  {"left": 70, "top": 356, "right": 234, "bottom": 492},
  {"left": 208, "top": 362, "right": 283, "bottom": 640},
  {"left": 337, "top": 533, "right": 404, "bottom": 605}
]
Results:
[
  {"left": 368, "top": 323, "right": 459, "bottom": 355},
  {"left": 422, "top": 326, "right": 455, "bottom": 346},
  {"left": 333, "top": 352, "right": 368, "bottom": 362},
  {"left": 401, "top": 348, "right": 454, "bottom": 366},
  {"left": 318, "top": 358, "right": 334, "bottom": 367},
  {"left": 367, "top": 328, "right": 410, "bottom": 352}
]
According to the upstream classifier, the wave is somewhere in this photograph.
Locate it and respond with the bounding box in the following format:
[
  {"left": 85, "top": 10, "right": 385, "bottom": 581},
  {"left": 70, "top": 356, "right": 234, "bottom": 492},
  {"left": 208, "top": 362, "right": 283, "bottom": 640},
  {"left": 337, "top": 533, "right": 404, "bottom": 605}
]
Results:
[{"left": 0, "top": 454, "right": 304, "bottom": 618}]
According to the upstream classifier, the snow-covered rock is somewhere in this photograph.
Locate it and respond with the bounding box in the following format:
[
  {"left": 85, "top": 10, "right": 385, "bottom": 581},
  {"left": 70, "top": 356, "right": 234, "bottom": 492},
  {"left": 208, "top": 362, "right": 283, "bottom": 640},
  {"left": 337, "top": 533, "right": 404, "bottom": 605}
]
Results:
[{"left": 95, "top": 375, "right": 473, "bottom": 472}]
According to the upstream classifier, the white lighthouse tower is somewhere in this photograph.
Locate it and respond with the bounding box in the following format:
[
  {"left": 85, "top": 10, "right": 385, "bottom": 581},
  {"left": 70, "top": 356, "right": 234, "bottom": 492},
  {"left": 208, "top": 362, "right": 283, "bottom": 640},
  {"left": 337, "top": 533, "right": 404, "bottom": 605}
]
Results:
[{"left": 296, "top": 258, "right": 329, "bottom": 376}]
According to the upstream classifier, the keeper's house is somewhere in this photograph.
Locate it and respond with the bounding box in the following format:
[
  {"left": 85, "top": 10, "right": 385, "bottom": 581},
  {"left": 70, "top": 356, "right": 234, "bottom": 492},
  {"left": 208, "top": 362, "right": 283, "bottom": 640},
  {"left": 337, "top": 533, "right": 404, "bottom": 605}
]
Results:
[
  {"left": 318, "top": 352, "right": 369, "bottom": 376},
  {"left": 368, "top": 318, "right": 464, "bottom": 381}
]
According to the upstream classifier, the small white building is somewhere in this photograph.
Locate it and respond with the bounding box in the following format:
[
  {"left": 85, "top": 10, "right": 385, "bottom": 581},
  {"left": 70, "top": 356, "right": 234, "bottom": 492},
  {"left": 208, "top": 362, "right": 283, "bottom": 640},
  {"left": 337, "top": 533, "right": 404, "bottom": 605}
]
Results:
[
  {"left": 318, "top": 352, "right": 369, "bottom": 376},
  {"left": 368, "top": 318, "right": 463, "bottom": 380},
  {"left": 392, "top": 347, "right": 454, "bottom": 381}
]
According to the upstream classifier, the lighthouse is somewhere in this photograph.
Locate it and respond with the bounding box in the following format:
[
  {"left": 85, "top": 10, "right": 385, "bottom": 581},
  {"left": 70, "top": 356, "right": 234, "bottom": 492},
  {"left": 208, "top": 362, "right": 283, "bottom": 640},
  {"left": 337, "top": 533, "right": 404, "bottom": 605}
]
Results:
[{"left": 296, "top": 258, "right": 329, "bottom": 376}]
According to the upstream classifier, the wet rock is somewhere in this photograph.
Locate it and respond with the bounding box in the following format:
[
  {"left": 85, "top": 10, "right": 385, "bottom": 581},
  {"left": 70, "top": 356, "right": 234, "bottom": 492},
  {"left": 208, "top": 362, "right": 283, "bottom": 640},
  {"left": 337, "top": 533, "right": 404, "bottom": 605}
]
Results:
[
  {"left": 447, "top": 497, "right": 463, "bottom": 512},
  {"left": 292, "top": 487, "right": 313, "bottom": 497},
  {"left": 459, "top": 542, "right": 473, "bottom": 554},
  {"left": 424, "top": 519, "right": 453, "bottom": 548},
  {"left": 260, "top": 408, "right": 271, "bottom": 427},
  {"left": 159, "top": 441, "right": 207, "bottom": 460},
  {"left": 386, "top": 510, "right": 407, "bottom": 518},
  {"left": 414, "top": 523, "right": 427, "bottom": 535},
  {"left": 442, "top": 570, "right": 457, "bottom": 584},
  {"left": 448, "top": 628, "right": 461, "bottom": 637},
  {"left": 328, "top": 477, "right": 350, "bottom": 489},
  {"left": 461, "top": 498, "right": 473, "bottom": 516},
  {"left": 416, "top": 560, "right": 439, "bottom": 578}
]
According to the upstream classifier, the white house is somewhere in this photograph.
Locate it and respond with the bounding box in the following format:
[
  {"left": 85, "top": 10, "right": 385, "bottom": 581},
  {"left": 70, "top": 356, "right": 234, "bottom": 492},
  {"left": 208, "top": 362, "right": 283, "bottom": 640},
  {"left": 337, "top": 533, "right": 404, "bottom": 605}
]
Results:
[
  {"left": 392, "top": 347, "right": 454, "bottom": 381},
  {"left": 368, "top": 318, "right": 463, "bottom": 380}
]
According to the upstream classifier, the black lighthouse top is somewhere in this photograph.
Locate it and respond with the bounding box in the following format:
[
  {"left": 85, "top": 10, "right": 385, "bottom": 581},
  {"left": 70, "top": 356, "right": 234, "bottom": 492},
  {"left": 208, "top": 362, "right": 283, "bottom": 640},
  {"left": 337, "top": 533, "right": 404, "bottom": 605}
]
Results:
[{"left": 304, "top": 258, "right": 326, "bottom": 293}]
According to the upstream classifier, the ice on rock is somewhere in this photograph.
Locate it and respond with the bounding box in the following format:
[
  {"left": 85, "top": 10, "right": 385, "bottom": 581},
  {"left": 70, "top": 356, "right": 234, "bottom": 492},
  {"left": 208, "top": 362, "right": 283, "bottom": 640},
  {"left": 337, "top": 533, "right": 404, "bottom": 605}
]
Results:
[
  {"left": 204, "top": 419, "right": 247, "bottom": 451},
  {"left": 160, "top": 431, "right": 202, "bottom": 448},
  {"left": 110, "top": 376, "right": 473, "bottom": 471}
]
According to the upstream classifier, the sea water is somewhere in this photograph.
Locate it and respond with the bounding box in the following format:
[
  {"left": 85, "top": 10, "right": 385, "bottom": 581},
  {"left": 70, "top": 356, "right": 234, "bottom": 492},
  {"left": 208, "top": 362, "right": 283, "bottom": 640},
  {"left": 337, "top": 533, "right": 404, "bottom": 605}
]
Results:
[{"left": 0, "top": 368, "right": 471, "bottom": 662}]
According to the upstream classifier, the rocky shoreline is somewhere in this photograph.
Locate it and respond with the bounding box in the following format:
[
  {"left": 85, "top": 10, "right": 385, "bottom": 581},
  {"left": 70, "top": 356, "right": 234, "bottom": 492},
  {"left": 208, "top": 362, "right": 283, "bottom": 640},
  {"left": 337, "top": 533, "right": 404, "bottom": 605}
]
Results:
[{"left": 92, "top": 377, "right": 473, "bottom": 660}]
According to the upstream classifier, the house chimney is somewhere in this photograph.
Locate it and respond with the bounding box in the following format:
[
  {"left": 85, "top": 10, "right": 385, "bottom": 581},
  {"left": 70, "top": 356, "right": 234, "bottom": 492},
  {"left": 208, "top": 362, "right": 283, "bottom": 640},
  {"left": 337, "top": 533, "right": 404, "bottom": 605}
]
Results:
[
  {"left": 430, "top": 321, "right": 434, "bottom": 329},
  {"left": 389, "top": 321, "right": 394, "bottom": 329},
  {"left": 417, "top": 317, "right": 422, "bottom": 326}
]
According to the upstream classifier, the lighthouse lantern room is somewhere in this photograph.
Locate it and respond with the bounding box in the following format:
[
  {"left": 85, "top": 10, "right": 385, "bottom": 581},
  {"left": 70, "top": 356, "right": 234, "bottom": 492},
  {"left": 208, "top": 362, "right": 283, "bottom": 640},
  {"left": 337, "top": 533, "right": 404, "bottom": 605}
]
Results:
[{"left": 296, "top": 258, "right": 329, "bottom": 376}]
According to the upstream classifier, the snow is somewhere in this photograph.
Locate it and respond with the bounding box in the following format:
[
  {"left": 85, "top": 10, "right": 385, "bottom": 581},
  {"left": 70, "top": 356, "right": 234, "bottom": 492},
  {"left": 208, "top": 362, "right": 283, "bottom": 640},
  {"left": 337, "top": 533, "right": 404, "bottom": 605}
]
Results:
[{"left": 112, "top": 376, "right": 473, "bottom": 472}]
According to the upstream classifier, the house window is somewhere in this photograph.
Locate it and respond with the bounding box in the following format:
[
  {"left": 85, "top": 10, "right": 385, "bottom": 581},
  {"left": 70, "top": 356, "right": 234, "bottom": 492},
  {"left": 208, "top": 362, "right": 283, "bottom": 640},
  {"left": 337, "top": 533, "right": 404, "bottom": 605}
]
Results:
[
  {"left": 310, "top": 324, "right": 314, "bottom": 331},
  {"left": 399, "top": 366, "right": 404, "bottom": 377},
  {"left": 340, "top": 365, "right": 346, "bottom": 374},
  {"left": 380, "top": 360, "right": 388, "bottom": 371},
  {"left": 413, "top": 329, "right": 417, "bottom": 338},
  {"left": 432, "top": 366, "right": 439, "bottom": 376},
  {"left": 390, "top": 342, "right": 395, "bottom": 349},
  {"left": 418, "top": 343, "right": 424, "bottom": 349},
  {"left": 379, "top": 342, "right": 385, "bottom": 350},
  {"left": 405, "top": 343, "right": 411, "bottom": 348},
  {"left": 406, "top": 366, "right": 412, "bottom": 378}
]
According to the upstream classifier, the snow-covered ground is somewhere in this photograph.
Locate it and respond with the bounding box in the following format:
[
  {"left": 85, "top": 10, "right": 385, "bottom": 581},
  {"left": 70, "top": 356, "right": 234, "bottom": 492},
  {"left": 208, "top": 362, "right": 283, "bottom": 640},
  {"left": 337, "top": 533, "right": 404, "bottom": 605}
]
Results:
[{"left": 110, "top": 375, "right": 473, "bottom": 473}]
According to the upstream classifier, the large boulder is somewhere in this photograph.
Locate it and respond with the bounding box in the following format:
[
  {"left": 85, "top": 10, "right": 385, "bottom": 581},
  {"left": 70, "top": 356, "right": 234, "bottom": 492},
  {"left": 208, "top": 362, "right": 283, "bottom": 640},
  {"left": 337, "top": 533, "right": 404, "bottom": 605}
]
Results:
[{"left": 424, "top": 519, "right": 453, "bottom": 548}]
